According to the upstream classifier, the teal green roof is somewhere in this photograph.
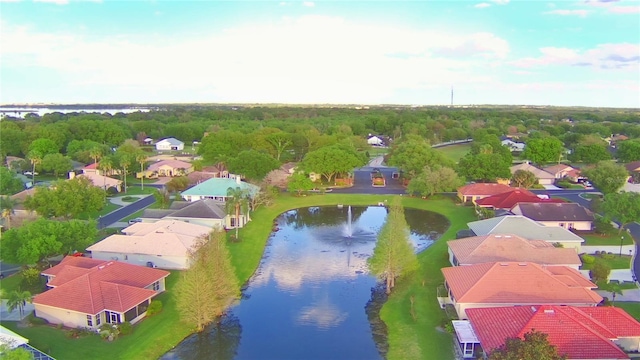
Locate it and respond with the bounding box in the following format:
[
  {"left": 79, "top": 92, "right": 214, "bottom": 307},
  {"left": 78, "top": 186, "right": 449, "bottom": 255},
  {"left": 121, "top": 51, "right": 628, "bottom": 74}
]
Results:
[{"left": 181, "top": 178, "right": 259, "bottom": 198}]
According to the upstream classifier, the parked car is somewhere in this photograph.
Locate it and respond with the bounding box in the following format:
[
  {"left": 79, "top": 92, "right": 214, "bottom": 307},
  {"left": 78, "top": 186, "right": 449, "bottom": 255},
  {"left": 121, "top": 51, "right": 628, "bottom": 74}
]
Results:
[{"left": 128, "top": 218, "right": 143, "bottom": 225}]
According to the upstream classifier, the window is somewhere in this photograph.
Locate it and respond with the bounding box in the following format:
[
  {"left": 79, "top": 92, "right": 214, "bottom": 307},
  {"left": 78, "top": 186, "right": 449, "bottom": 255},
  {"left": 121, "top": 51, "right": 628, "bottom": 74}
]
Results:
[
  {"left": 86, "top": 315, "right": 93, "bottom": 327},
  {"left": 96, "top": 313, "right": 101, "bottom": 326},
  {"left": 153, "top": 281, "right": 160, "bottom": 291},
  {"left": 230, "top": 217, "right": 236, "bottom": 227}
]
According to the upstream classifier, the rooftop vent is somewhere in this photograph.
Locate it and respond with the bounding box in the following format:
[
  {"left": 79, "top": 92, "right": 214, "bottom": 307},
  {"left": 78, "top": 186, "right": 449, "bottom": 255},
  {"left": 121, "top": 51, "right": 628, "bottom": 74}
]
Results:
[{"left": 544, "top": 309, "right": 555, "bottom": 314}]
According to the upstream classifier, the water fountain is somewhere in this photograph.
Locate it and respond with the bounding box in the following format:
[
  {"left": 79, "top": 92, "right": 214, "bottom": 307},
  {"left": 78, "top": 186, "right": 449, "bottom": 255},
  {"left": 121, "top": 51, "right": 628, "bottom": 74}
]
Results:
[{"left": 345, "top": 206, "right": 353, "bottom": 238}]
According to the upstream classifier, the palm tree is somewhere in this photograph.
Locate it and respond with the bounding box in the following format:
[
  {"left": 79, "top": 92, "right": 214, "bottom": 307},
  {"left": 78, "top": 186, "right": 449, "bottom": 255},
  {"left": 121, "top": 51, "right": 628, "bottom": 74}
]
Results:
[
  {"left": 98, "top": 157, "right": 114, "bottom": 191},
  {"left": 27, "top": 150, "right": 42, "bottom": 185},
  {"left": 119, "top": 155, "right": 131, "bottom": 194},
  {"left": 7, "top": 290, "right": 32, "bottom": 320},
  {"left": 89, "top": 146, "right": 103, "bottom": 166},
  {"left": 136, "top": 152, "right": 147, "bottom": 190},
  {"left": 225, "top": 187, "right": 249, "bottom": 240},
  {"left": 0, "top": 196, "right": 17, "bottom": 230}
]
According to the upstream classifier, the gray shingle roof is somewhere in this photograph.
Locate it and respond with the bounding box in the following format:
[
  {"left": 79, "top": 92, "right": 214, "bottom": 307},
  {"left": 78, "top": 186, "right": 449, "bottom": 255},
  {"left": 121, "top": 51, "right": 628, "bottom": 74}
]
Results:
[
  {"left": 513, "top": 203, "right": 594, "bottom": 222},
  {"left": 168, "top": 199, "right": 227, "bottom": 219},
  {"left": 468, "top": 215, "right": 584, "bottom": 243}
]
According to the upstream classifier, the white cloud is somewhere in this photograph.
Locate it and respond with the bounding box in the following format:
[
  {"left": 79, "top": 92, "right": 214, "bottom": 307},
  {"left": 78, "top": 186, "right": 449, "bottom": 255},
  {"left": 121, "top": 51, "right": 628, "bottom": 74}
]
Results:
[
  {"left": 0, "top": 16, "right": 511, "bottom": 103},
  {"left": 608, "top": 5, "right": 640, "bottom": 13},
  {"left": 544, "top": 9, "right": 590, "bottom": 16},
  {"left": 491, "top": 0, "right": 510, "bottom": 4},
  {"left": 302, "top": 1, "right": 314, "bottom": 7},
  {"left": 474, "top": 3, "right": 491, "bottom": 8},
  {"left": 511, "top": 43, "right": 640, "bottom": 70}
]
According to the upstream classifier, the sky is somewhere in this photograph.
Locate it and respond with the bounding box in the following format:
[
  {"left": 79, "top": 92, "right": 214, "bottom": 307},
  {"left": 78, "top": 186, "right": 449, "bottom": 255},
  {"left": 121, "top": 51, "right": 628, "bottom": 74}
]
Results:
[{"left": 1, "top": 0, "right": 639, "bottom": 107}]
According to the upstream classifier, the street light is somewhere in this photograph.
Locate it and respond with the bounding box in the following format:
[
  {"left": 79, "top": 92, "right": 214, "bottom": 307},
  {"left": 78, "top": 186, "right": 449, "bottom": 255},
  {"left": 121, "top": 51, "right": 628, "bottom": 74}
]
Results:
[{"left": 619, "top": 236, "right": 624, "bottom": 257}]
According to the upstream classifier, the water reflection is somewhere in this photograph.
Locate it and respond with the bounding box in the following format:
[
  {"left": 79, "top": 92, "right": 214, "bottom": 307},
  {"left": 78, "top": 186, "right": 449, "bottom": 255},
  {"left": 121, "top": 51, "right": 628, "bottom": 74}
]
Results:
[{"left": 161, "top": 206, "right": 449, "bottom": 360}]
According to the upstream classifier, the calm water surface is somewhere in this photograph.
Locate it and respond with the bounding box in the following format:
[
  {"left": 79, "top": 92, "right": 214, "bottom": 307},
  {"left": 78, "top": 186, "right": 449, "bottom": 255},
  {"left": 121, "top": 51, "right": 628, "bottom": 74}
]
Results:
[{"left": 162, "top": 206, "right": 449, "bottom": 360}]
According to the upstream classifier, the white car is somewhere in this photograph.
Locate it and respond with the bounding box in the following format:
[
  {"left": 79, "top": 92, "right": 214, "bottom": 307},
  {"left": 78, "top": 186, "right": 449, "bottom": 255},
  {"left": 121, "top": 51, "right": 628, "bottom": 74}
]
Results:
[
  {"left": 23, "top": 171, "right": 39, "bottom": 176},
  {"left": 128, "top": 218, "right": 143, "bottom": 225}
]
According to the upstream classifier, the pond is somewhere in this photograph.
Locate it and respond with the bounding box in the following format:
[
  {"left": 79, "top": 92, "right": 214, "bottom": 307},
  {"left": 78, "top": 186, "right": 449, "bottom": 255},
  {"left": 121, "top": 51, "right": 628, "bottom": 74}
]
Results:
[{"left": 161, "top": 205, "right": 449, "bottom": 360}]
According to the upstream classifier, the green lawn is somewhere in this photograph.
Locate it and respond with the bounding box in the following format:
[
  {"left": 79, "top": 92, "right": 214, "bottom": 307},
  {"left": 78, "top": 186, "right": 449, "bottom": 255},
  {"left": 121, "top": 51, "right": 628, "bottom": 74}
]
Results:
[
  {"left": 596, "top": 280, "right": 638, "bottom": 293},
  {"left": 0, "top": 272, "right": 46, "bottom": 299},
  {"left": 434, "top": 143, "right": 472, "bottom": 163},
  {"left": 1, "top": 272, "right": 193, "bottom": 360},
  {"left": 120, "top": 186, "right": 157, "bottom": 196},
  {"left": 581, "top": 254, "right": 631, "bottom": 270},
  {"left": 76, "top": 202, "right": 121, "bottom": 220},
  {"left": 3, "top": 193, "right": 471, "bottom": 360},
  {"left": 581, "top": 232, "right": 633, "bottom": 246},
  {"left": 616, "top": 302, "right": 640, "bottom": 319}
]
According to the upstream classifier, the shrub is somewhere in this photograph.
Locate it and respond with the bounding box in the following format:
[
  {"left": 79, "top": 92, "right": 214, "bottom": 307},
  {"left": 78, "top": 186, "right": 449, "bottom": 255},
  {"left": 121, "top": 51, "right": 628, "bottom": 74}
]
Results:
[
  {"left": 590, "top": 260, "right": 611, "bottom": 283},
  {"left": 146, "top": 300, "right": 162, "bottom": 316},
  {"left": 581, "top": 254, "right": 595, "bottom": 264},
  {"left": 106, "top": 186, "right": 119, "bottom": 195},
  {"left": 22, "top": 267, "right": 42, "bottom": 285},
  {"left": 594, "top": 216, "right": 614, "bottom": 235},
  {"left": 602, "top": 253, "right": 615, "bottom": 260},
  {"left": 99, "top": 324, "right": 120, "bottom": 341},
  {"left": 28, "top": 314, "right": 47, "bottom": 326},
  {"left": 119, "top": 321, "right": 133, "bottom": 336}
]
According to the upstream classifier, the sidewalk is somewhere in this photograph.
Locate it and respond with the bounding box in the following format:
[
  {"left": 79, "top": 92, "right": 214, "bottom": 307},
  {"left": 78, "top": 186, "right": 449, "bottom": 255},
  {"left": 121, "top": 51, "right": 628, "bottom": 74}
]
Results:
[
  {"left": 596, "top": 289, "right": 640, "bottom": 302},
  {"left": 0, "top": 299, "right": 35, "bottom": 321}
]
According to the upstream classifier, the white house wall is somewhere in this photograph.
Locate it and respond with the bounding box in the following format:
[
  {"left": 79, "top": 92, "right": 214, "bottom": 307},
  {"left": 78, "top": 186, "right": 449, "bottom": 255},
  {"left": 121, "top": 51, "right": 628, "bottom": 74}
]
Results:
[
  {"left": 537, "top": 221, "right": 592, "bottom": 231},
  {"left": 89, "top": 251, "right": 188, "bottom": 270},
  {"left": 34, "top": 304, "right": 90, "bottom": 328}
]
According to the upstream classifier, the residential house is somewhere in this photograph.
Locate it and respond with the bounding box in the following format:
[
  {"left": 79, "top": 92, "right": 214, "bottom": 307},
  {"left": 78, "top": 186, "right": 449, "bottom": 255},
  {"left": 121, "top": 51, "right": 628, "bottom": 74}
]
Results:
[
  {"left": 187, "top": 165, "right": 230, "bottom": 185},
  {"left": 626, "top": 161, "right": 640, "bottom": 174},
  {"left": 141, "top": 199, "right": 229, "bottom": 229},
  {"left": 9, "top": 187, "right": 36, "bottom": 216},
  {"left": 474, "top": 189, "right": 565, "bottom": 210},
  {"left": 510, "top": 162, "right": 556, "bottom": 185},
  {"left": 264, "top": 162, "right": 299, "bottom": 189},
  {"left": 456, "top": 183, "right": 515, "bottom": 203},
  {"left": 155, "top": 137, "right": 184, "bottom": 151},
  {"left": 82, "top": 162, "right": 120, "bottom": 177},
  {"left": 447, "top": 234, "right": 581, "bottom": 269},
  {"left": 466, "top": 215, "right": 585, "bottom": 249},
  {"left": 86, "top": 220, "right": 211, "bottom": 269},
  {"left": 501, "top": 139, "right": 526, "bottom": 152},
  {"left": 544, "top": 164, "right": 585, "bottom": 183},
  {"left": 73, "top": 170, "right": 122, "bottom": 192},
  {"left": 181, "top": 175, "right": 259, "bottom": 203},
  {"left": 34, "top": 256, "right": 169, "bottom": 329},
  {"left": 439, "top": 262, "right": 601, "bottom": 320},
  {"left": 466, "top": 305, "right": 640, "bottom": 359},
  {"left": 143, "top": 138, "right": 153, "bottom": 145},
  {"left": 139, "top": 159, "right": 193, "bottom": 178},
  {"left": 511, "top": 202, "right": 594, "bottom": 231},
  {"left": 367, "top": 135, "right": 384, "bottom": 146}
]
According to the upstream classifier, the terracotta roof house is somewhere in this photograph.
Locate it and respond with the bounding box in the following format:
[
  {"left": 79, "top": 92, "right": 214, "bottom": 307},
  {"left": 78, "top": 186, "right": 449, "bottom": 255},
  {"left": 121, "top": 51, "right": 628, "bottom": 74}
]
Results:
[
  {"left": 74, "top": 171, "right": 122, "bottom": 192},
  {"left": 447, "top": 234, "right": 581, "bottom": 269},
  {"left": 543, "top": 164, "right": 576, "bottom": 179},
  {"left": 87, "top": 220, "right": 211, "bottom": 269},
  {"left": 181, "top": 175, "right": 259, "bottom": 203},
  {"left": 439, "top": 262, "right": 601, "bottom": 319},
  {"left": 10, "top": 187, "right": 36, "bottom": 215},
  {"left": 510, "top": 163, "right": 556, "bottom": 185},
  {"left": 33, "top": 256, "right": 169, "bottom": 329},
  {"left": 141, "top": 199, "right": 229, "bottom": 229},
  {"left": 83, "top": 162, "right": 120, "bottom": 176},
  {"left": 467, "top": 215, "right": 585, "bottom": 249},
  {"left": 474, "top": 189, "right": 565, "bottom": 210},
  {"left": 155, "top": 137, "right": 184, "bottom": 151},
  {"left": 457, "top": 183, "right": 515, "bottom": 203},
  {"left": 187, "top": 165, "right": 229, "bottom": 185},
  {"left": 625, "top": 161, "right": 640, "bottom": 173},
  {"left": 511, "top": 202, "right": 594, "bottom": 231},
  {"left": 466, "top": 305, "right": 640, "bottom": 359},
  {"left": 139, "top": 159, "right": 193, "bottom": 178}
]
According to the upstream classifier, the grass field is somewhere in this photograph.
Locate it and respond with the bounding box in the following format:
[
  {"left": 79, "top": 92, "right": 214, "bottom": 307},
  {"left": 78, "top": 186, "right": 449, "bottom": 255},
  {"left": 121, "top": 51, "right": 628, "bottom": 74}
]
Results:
[
  {"left": 76, "top": 202, "right": 121, "bottom": 220},
  {"left": 581, "top": 254, "right": 631, "bottom": 270},
  {"left": 434, "top": 143, "right": 472, "bottom": 163},
  {"left": 581, "top": 232, "right": 633, "bottom": 246}
]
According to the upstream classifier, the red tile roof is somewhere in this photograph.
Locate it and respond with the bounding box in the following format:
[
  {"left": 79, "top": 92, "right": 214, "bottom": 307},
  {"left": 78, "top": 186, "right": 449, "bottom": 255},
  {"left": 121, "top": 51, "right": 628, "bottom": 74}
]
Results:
[
  {"left": 83, "top": 162, "right": 98, "bottom": 170},
  {"left": 467, "top": 305, "right": 636, "bottom": 359},
  {"left": 475, "top": 190, "right": 565, "bottom": 209},
  {"left": 457, "top": 183, "right": 517, "bottom": 197},
  {"left": 447, "top": 234, "right": 581, "bottom": 266},
  {"left": 441, "top": 262, "right": 601, "bottom": 305},
  {"left": 34, "top": 257, "right": 169, "bottom": 315}
]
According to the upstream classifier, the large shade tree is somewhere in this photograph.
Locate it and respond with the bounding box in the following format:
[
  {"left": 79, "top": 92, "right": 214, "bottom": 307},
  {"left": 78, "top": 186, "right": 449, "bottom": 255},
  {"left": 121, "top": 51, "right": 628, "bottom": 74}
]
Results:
[
  {"left": 602, "top": 192, "right": 640, "bottom": 234},
  {"left": 489, "top": 330, "right": 567, "bottom": 360},
  {"left": 24, "top": 177, "right": 105, "bottom": 219},
  {"left": 407, "top": 166, "right": 463, "bottom": 197},
  {"left": 301, "top": 144, "right": 366, "bottom": 184},
  {"left": 582, "top": 161, "right": 629, "bottom": 194},
  {"left": 616, "top": 139, "right": 640, "bottom": 162},
  {"left": 227, "top": 150, "right": 280, "bottom": 181},
  {"left": 522, "top": 136, "right": 564, "bottom": 165},
  {"left": 386, "top": 135, "right": 453, "bottom": 179},
  {"left": 0, "top": 167, "right": 24, "bottom": 195}
]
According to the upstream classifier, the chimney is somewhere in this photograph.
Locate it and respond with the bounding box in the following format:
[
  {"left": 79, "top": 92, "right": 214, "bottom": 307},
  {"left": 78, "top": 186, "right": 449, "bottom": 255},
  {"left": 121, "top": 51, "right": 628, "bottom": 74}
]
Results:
[{"left": 68, "top": 171, "right": 76, "bottom": 179}]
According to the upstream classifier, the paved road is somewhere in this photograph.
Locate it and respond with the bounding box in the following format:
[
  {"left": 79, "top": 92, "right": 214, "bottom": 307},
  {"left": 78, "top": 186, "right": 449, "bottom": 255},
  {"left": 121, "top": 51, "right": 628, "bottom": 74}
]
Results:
[
  {"left": 98, "top": 195, "right": 155, "bottom": 229},
  {"left": 628, "top": 222, "right": 640, "bottom": 283}
]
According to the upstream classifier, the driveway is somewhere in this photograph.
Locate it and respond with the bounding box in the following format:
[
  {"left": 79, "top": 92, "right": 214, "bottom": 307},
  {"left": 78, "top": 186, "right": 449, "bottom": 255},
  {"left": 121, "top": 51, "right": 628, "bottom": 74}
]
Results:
[{"left": 98, "top": 195, "right": 155, "bottom": 229}]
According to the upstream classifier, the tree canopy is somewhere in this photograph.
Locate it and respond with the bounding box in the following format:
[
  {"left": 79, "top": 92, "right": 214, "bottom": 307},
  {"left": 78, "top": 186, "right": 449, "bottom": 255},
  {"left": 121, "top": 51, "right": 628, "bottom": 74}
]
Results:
[
  {"left": 616, "top": 139, "right": 640, "bottom": 162},
  {"left": 511, "top": 169, "right": 538, "bottom": 188},
  {"left": 386, "top": 135, "right": 452, "bottom": 179},
  {"left": 489, "top": 330, "right": 567, "bottom": 360},
  {"left": 301, "top": 144, "right": 365, "bottom": 184},
  {"left": 1, "top": 218, "right": 97, "bottom": 265},
  {"left": 0, "top": 167, "right": 24, "bottom": 195},
  {"left": 602, "top": 192, "right": 640, "bottom": 234},
  {"left": 24, "top": 177, "right": 106, "bottom": 219},
  {"left": 582, "top": 161, "right": 628, "bottom": 194},
  {"left": 407, "top": 166, "right": 463, "bottom": 197},
  {"left": 227, "top": 150, "right": 280, "bottom": 181},
  {"left": 523, "top": 137, "right": 564, "bottom": 164}
]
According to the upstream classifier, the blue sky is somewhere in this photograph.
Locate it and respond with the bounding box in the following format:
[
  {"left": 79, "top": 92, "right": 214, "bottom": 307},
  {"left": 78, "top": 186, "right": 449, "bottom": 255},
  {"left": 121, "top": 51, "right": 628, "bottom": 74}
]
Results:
[{"left": 1, "top": 0, "right": 638, "bottom": 107}]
